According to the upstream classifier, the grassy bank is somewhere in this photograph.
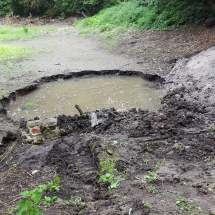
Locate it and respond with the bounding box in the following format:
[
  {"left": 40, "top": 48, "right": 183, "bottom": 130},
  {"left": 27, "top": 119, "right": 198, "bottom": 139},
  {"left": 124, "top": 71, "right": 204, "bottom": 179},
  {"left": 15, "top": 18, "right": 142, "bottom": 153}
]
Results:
[{"left": 75, "top": 1, "right": 214, "bottom": 36}]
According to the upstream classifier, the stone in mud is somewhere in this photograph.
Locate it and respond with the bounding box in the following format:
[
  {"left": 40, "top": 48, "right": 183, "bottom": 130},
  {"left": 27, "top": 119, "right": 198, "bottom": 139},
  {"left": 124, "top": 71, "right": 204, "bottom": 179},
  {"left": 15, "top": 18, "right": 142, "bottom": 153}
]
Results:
[
  {"left": 0, "top": 103, "right": 3, "bottom": 111},
  {"left": 0, "top": 130, "right": 20, "bottom": 144},
  {"left": 0, "top": 131, "right": 7, "bottom": 145},
  {"left": 40, "top": 118, "right": 57, "bottom": 130},
  {"left": 22, "top": 118, "right": 58, "bottom": 144},
  {"left": 26, "top": 120, "right": 41, "bottom": 129}
]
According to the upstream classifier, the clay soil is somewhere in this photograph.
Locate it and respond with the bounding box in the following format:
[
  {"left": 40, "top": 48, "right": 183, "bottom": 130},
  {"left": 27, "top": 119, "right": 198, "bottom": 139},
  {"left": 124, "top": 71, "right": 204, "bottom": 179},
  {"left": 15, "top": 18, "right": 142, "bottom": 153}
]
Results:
[{"left": 1, "top": 17, "right": 215, "bottom": 215}]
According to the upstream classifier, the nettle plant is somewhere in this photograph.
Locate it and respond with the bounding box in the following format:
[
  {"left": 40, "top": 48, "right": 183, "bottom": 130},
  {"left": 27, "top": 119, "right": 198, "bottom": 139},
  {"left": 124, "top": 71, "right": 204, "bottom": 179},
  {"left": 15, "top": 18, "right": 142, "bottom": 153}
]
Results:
[{"left": 8, "top": 176, "right": 60, "bottom": 215}]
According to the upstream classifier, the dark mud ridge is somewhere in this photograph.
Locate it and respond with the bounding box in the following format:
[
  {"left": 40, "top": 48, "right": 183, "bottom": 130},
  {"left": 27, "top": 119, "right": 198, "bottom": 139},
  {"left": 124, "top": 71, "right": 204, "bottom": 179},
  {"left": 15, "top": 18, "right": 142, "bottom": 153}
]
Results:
[{"left": 1, "top": 56, "right": 215, "bottom": 215}]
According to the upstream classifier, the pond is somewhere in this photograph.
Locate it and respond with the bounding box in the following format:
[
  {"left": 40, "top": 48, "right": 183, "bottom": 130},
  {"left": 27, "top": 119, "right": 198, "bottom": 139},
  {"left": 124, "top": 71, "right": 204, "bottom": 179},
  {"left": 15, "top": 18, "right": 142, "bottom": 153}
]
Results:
[{"left": 7, "top": 75, "right": 163, "bottom": 120}]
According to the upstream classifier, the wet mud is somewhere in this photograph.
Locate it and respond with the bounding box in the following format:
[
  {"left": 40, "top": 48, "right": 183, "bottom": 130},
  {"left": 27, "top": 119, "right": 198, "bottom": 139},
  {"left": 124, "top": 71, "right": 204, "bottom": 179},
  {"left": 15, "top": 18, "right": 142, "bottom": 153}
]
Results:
[{"left": 1, "top": 32, "right": 215, "bottom": 215}]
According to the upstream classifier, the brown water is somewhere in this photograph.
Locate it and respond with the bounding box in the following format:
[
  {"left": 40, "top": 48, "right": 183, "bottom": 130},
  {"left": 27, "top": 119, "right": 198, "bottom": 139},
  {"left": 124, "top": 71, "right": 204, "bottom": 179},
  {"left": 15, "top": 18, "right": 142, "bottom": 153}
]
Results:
[{"left": 7, "top": 75, "right": 163, "bottom": 120}]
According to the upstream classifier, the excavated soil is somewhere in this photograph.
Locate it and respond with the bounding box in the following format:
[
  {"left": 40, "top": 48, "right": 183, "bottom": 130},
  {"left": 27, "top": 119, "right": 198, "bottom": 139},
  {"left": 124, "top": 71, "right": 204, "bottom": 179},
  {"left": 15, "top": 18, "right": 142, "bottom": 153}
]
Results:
[{"left": 1, "top": 18, "right": 215, "bottom": 215}]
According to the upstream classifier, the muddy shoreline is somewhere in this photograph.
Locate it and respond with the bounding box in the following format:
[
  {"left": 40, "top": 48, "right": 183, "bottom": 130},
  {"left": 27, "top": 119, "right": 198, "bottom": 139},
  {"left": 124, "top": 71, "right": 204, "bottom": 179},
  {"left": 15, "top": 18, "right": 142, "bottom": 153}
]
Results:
[{"left": 1, "top": 22, "right": 215, "bottom": 215}]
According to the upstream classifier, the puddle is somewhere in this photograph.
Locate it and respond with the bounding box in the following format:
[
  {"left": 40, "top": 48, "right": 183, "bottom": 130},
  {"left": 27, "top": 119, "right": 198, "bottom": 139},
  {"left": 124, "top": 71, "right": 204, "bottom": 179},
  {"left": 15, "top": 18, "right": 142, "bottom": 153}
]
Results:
[{"left": 7, "top": 75, "right": 163, "bottom": 120}]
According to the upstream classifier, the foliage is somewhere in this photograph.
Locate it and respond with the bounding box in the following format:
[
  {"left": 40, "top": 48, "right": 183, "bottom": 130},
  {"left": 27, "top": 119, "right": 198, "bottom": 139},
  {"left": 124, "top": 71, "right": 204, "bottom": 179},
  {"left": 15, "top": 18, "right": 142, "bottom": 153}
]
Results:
[
  {"left": 11, "top": 0, "right": 124, "bottom": 17},
  {"left": 176, "top": 198, "right": 202, "bottom": 212},
  {"left": 98, "top": 173, "right": 121, "bottom": 189},
  {"left": 99, "top": 157, "right": 118, "bottom": 174},
  {"left": 98, "top": 156, "right": 122, "bottom": 189},
  {"left": 48, "top": 176, "right": 61, "bottom": 191},
  {"left": 23, "top": 102, "right": 37, "bottom": 109},
  {"left": 146, "top": 185, "right": 160, "bottom": 194},
  {"left": 155, "top": 158, "right": 166, "bottom": 169},
  {"left": 75, "top": 0, "right": 215, "bottom": 33},
  {"left": 8, "top": 176, "right": 60, "bottom": 215},
  {"left": 144, "top": 171, "right": 159, "bottom": 181},
  {"left": 0, "top": 0, "right": 13, "bottom": 16},
  {"left": 144, "top": 202, "right": 153, "bottom": 209}
]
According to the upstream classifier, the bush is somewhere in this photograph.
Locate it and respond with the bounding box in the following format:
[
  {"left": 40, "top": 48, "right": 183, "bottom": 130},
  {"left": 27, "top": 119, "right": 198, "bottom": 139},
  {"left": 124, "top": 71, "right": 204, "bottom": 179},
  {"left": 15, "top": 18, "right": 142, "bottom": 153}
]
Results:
[
  {"left": 11, "top": 0, "right": 123, "bottom": 17},
  {"left": 0, "top": 0, "right": 13, "bottom": 16},
  {"left": 75, "top": 0, "right": 215, "bottom": 32}
]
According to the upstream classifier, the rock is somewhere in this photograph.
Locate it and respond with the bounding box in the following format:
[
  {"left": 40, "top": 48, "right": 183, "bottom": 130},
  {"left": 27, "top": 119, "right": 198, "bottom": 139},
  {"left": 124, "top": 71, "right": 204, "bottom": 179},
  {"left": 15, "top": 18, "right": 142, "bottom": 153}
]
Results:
[
  {"left": 26, "top": 120, "right": 41, "bottom": 128},
  {"left": 40, "top": 118, "right": 57, "bottom": 129},
  {"left": 0, "top": 103, "right": 3, "bottom": 111},
  {"left": 0, "top": 131, "right": 7, "bottom": 145},
  {"left": 90, "top": 112, "right": 98, "bottom": 127},
  {"left": 32, "top": 170, "right": 40, "bottom": 175},
  {"left": 205, "top": 17, "right": 215, "bottom": 28}
]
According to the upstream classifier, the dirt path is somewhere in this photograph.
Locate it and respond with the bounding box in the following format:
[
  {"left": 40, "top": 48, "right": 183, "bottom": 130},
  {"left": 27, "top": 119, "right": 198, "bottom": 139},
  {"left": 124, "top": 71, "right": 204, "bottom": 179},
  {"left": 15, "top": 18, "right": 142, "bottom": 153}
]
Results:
[
  {"left": 0, "top": 26, "right": 143, "bottom": 96},
  {"left": 1, "top": 21, "right": 215, "bottom": 215}
]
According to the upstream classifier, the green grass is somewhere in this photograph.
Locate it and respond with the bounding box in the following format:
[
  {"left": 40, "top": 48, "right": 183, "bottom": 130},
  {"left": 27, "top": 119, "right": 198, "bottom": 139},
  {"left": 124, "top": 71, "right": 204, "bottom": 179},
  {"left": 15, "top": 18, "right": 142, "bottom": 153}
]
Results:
[
  {"left": 23, "top": 102, "right": 38, "bottom": 109},
  {"left": 0, "top": 26, "right": 57, "bottom": 41},
  {"left": 75, "top": 0, "right": 214, "bottom": 37},
  {"left": 0, "top": 45, "right": 32, "bottom": 61}
]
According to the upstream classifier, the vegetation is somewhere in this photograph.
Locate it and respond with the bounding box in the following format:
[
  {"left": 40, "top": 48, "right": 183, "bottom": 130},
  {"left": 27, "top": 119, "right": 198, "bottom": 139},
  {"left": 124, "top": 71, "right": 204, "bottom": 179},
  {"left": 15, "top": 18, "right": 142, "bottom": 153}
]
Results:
[
  {"left": 98, "top": 156, "right": 123, "bottom": 189},
  {"left": 8, "top": 176, "right": 60, "bottom": 215},
  {"left": 0, "top": 26, "right": 56, "bottom": 41},
  {"left": 176, "top": 198, "right": 202, "bottom": 212},
  {"left": 23, "top": 102, "right": 38, "bottom": 109},
  {"left": 1, "top": 0, "right": 123, "bottom": 17},
  {"left": 144, "top": 171, "right": 159, "bottom": 181},
  {"left": 75, "top": 0, "right": 215, "bottom": 35},
  {"left": 0, "top": 45, "right": 32, "bottom": 61},
  {"left": 155, "top": 158, "right": 166, "bottom": 169}
]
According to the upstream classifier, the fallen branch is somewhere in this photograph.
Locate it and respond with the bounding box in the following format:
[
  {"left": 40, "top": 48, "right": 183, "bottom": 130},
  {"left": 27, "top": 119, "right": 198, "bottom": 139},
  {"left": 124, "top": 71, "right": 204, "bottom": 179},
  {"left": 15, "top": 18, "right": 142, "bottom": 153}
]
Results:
[{"left": 75, "top": 104, "right": 83, "bottom": 116}]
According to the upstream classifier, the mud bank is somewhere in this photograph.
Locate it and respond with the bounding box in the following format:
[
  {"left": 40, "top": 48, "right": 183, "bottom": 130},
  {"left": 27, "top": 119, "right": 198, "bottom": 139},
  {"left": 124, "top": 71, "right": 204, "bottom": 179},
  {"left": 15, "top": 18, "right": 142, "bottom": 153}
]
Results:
[{"left": 1, "top": 46, "right": 215, "bottom": 214}]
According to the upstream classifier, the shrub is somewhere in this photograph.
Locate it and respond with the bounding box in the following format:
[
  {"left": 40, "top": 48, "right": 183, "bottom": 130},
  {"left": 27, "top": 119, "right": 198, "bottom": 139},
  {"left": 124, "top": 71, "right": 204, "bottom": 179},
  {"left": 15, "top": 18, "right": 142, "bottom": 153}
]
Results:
[{"left": 0, "top": 0, "right": 13, "bottom": 16}]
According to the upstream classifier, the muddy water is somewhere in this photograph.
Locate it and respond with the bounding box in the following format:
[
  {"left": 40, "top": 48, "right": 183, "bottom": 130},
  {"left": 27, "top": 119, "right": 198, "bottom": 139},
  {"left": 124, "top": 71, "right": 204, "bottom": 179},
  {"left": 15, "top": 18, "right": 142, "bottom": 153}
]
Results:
[{"left": 7, "top": 75, "right": 163, "bottom": 120}]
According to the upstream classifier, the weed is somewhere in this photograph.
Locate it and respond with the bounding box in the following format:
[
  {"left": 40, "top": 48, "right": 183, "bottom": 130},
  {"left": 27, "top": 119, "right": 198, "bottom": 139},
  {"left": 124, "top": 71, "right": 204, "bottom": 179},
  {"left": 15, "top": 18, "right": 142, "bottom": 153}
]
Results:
[
  {"left": 144, "top": 160, "right": 149, "bottom": 164},
  {"left": 174, "top": 144, "right": 182, "bottom": 150},
  {"left": 146, "top": 143, "right": 153, "bottom": 153},
  {"left": 155, "top": 158, "right": 166, "bottom": 169},
  {"left": 69, "top": 197, "right": 87, "bottom": 206},
  {"left": 23, "top": 102, "right": 37, "bottom": 109},
  {"left": 212, "top": 127, "right": 215, "bottom": 132},
  {"left": 208, "top": 179, "right": 214, "bottom": 184},
  {"left": 98, "top": 173, "right": 121, "bottom": 189},
  {"left": 144, "top": 202, "right": 153, "bottom": 209},
  {"left": 99, "top": 157, "right": 118, "bottom": 174},
  {"left": 8, "top": 176, "right": 60, "bottom": 215},
  {"left": 144, "top": 171, "right": 159, "bottom": 181},
  {"left": 146, "top": 185, "right": 160, "bottom": 194},
  {"left": 48, "top": 176, "right": 60, "bottom": 191},
  {"left": 176, "top": 198, "right": 202, "bottom": 212},
  {"left": 68, "top": 125, "right": 73, "bottom": 131}
]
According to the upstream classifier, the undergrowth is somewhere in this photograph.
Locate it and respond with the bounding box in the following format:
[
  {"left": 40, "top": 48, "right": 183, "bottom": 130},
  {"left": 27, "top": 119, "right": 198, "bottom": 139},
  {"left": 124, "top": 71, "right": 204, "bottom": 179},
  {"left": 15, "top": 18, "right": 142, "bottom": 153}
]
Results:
[
  {"left": 0, "top": 26, "right": 56, "bottom": 41},
  {"left": 0, "top": 45, "right": 32, "bottom": 61},
  {"left": 75, "top": 0, "right": 214, "bottom": 37}
]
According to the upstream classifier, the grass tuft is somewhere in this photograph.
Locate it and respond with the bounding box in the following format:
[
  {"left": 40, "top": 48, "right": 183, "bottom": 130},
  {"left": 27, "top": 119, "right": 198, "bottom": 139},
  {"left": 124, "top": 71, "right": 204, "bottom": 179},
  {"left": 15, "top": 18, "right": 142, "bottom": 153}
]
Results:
[
  {"left": 0, "top": 26, "right": 56, "bottom": 41},
  {"left": 0, "top": 45, "right": 32, "bottom": 61}
]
